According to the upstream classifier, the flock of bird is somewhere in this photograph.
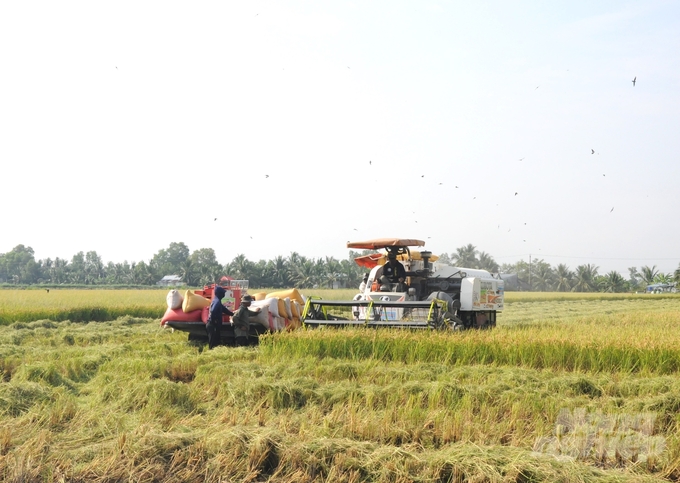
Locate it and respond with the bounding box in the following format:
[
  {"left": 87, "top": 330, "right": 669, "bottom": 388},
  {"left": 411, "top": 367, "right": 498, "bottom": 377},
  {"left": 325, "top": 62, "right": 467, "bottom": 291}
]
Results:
[
  {"left": 207, "top": 74, "right": 637, "bottom": 246},
  {"left": 350, "top": 75, "right": 638, "bottom": 245}
]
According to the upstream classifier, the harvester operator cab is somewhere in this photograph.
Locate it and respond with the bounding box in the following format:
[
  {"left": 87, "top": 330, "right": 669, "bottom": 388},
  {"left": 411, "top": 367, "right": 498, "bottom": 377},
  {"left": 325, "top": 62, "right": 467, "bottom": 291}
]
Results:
[{"left": 381, "top": 248, "right": 408, "bottom": 292}]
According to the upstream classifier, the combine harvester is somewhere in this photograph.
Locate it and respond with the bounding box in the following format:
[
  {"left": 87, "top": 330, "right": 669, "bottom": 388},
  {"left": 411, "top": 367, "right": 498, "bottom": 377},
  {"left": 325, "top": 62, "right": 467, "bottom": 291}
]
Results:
[
  {"left": 302, "top": 238, "right": 504, "bottom": 330},
  {"left": 160, "top": 238, "right": 504, "bottom": 344}
]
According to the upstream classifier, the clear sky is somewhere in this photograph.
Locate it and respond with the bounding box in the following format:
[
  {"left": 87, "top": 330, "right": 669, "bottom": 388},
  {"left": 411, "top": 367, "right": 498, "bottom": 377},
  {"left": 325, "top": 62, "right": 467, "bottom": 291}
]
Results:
[{"left": 2, "top": 1, "right": 679, "bottom": 275}]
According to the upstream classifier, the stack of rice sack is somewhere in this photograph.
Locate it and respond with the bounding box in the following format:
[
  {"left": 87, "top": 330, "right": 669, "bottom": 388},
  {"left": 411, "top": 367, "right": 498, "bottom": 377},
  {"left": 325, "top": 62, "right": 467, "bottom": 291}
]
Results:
[
  {"left": 160, "top": 289, "right": 211, "bottom": 326},
  {"left": 258, "top": 288, "right": 305, "bottom": 331},
  {"left": 247, "top": 298, "right": 272, "bottom": 331}
]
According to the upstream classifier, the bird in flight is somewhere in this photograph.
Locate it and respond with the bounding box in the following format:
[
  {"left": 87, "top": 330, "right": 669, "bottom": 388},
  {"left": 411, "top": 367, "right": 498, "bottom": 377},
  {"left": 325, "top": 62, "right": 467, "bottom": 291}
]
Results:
[
  {"left": 610, "top": 207, "right": 614, "bottom": 213},
  {"left": 591, "top": 149, "right": 595, "bottom": 154},
  {"left": 214, "top": 218, "right": 217, "bottom": 221},
  {"left": 369, "top": 160, "right": 371, "bottom": 165},
  {"left": 514, "top": 192, "right": 518, "bottom": 196},
  {"left": 632, "top": 76, "right": 636, "bottom": 86},
  {"left": 519, "top": 157, "right": 524, "bottom": 161},
  {"left": 265, "top": 174, "right": 269, "bottom": 178}
]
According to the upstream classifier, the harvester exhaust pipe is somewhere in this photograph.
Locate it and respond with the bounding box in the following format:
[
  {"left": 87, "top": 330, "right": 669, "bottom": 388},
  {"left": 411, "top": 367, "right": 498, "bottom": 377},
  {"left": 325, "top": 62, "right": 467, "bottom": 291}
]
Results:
[{"left": 421, "top": 251, "right": 432, "bottom": 273}]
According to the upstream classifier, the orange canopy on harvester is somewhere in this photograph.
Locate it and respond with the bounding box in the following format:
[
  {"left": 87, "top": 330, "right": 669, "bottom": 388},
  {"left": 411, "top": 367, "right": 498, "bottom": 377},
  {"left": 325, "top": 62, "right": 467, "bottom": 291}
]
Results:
[
  {"left": 346, "top": 238, "right": 426, "bottom": 249},
  {"left": 353, "top": 253, "right": 385, "bottom": 269}
]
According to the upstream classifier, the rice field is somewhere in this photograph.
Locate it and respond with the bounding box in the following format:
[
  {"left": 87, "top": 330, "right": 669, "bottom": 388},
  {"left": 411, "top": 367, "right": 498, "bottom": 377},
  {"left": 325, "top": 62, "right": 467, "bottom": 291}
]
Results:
[
  {"left": 1, "top": 289, "right": 680, "bottom": 481},
  {"left": 0, "top": 289, "right": 168, "bottom": 324},
  {"left": 1, "top": 287, "right": 673, "bottom": 325}
]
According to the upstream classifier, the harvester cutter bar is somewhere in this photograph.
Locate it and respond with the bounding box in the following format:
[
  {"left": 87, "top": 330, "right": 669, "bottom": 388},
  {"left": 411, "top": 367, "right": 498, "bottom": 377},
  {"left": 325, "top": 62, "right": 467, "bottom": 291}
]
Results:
[
  {"left": 302, "top": 298, "right": 449, "bottom": 330},
  {"left": 305, "top": 300, "right": 439, "bottom": 308}
]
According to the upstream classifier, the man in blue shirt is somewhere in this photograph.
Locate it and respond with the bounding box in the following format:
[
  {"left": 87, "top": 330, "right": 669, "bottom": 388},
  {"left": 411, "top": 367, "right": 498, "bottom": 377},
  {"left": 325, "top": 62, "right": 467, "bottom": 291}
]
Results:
[{"left": 206, "top": 286, "right": 234, "bottom": 349}]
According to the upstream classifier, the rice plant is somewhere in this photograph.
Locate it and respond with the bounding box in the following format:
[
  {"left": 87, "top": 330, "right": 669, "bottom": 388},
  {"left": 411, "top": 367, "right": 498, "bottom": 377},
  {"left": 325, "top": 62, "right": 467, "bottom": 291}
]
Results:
[{"left": 0, "top": 293, "right": 678, "bottom": 481}]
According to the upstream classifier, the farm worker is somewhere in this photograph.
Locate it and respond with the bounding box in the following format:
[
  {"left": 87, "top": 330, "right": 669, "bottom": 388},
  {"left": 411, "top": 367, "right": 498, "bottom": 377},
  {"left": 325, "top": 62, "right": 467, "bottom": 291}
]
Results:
[
  {"left": 359, "top": 273, "right": 369, "bottom": 292},
  {"left": 231, "top": 294, "right": 260, "bottom": 347},
  {"left": 206, "top": 286, "right": 234, "bottom": 350},
  {"left": 382, "top": 252, "right": 406, "bottom": 287}
]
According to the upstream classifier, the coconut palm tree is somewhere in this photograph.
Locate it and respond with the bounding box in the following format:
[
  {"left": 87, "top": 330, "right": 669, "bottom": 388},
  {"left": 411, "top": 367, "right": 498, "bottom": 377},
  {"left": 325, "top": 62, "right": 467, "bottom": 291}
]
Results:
[
  {"left": 189, "top": 248, "right": 222, "bottom": 286},
  {"left": 108, "top": 261, "right": 132, "bottom": 285},
  {"left": 554, "top": 264, "right": 573, "bottom": 292},
  {"left": 572, "top": 264, "right": 599, "bottom": 292},
  {"left": 40, "top": 258, "right": 53, "bottom": 283},
  {"left": 289, "top": 258, "right": 318, "bottom": 288},
  {"left": 179, "top": 258, "right": 197, "bottom": 286},
  {"left": 452, "top": 244, "right": 478, "bottom": 268},
  {"left": 600, "top": 271, "right": 627, "bottom": 293},
  {"left": 653, "top": 273, "right": 673, "bottom": 284},
  {"left": 323, "top": 256, "right": 342, "bottom": 288},
  {"left": 531, "top": 260, "right": 554, "bottom": 291},
  {"left": 249, "top": 260, "right": 268, "bottom": 288},
  {"left": 477, "top": 251, "right": 499, "bottom": 272},
  {"left": 436, "top": 252, "right": 453, "bottom": 265},
  {"left": 268, "top": 255, "right": 290, "bottom": 288},
  {"left": 227, "top": 254, "right": 253, "bottom": 281},
  {"left": 132, "top": 261, "right": 155, "bottom": 285},
  {"left": 84, "top": 251, "right": 105, "bottom": 284},
  {"left": 46, "top": 257, "right": 68, "bottom": 284},
  {"left": 640, "top": 265, "right": 659, "bottom": 286},
  {"left": 341, "top": 258, "right": 363, "bottom": 289}
]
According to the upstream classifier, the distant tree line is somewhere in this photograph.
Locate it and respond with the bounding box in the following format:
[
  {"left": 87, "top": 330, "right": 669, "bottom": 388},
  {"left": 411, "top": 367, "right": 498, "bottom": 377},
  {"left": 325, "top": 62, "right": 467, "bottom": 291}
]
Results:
[
  {"left": 1, "top": 242, "right": 678, "bottom": 292},
  {"left": 440, "top": 243, "right": 680, "bottom": 293},
  {"left": 0, "top": 243, "right": 370, "bottom": 290}
]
